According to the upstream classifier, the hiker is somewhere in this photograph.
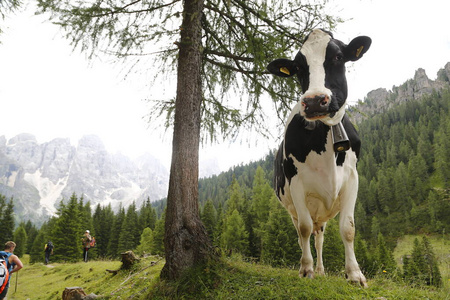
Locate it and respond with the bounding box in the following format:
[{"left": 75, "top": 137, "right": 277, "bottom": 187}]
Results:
[
  {"left": 0, "top": 241, "right": 23, "bottom": 300},
  {"left": 44, "top": 241, "right": 54, "bottom": 265},
  {"left": 81, "top": 230, "right": 92, "bottom": 262}
]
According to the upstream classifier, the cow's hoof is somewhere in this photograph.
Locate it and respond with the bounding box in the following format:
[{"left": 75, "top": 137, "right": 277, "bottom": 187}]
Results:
[
  {"left": 347, "top": 271, "right": 368, "bottom": 288},
  {"left": 299, "top": 268, "right": 314, "bottom": 279},
  {"left": 315, "top": 266, "right": 325, "bottom": 276}
]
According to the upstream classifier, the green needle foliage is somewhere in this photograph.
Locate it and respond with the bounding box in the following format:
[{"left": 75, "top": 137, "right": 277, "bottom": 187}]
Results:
[{"left": 35, "top": 0, "right": 340, "bottom": 142}]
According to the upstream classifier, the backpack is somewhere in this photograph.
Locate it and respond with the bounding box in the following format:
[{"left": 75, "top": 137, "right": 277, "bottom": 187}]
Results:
[
  {"left": 45, "top": 242, "right": 54, "bottom": 252},
  {"left": 89, "top": 237, "right": 96, "bottom": 248},
  {"left": 0, "top": 256, "right": 9, "bottom": 294}
]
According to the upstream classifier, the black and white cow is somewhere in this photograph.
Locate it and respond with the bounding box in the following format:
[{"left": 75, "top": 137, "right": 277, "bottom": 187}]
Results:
[{"left": 267, "top": 29, "right": 371, "bottom": 286}]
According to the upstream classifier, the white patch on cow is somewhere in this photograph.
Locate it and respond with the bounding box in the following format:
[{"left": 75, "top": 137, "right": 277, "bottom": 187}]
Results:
[
  {"left": 300, "top": 29, "right": 332, "bottom": 101},
  {"left": 287, "top": 132, "right": 358, "bottom": 222},
  {"left": 321, "top": 105, "right": 346, "bottom": 126},
  {"left": 278, "top": 130, "right": 366, "bottom": 285}
]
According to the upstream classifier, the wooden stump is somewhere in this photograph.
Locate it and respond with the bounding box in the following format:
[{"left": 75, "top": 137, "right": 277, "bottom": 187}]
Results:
[
  {"left": 62, "top": 287, "right": 87, "bottom": 300},
  {"left": 121, "top": 251, "right": 140, "bottom": 269}
]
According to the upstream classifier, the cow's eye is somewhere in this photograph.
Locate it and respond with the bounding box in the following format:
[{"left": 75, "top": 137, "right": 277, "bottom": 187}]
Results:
[{"left": 334, "top": 55, "right": 343, "bottom": 61}]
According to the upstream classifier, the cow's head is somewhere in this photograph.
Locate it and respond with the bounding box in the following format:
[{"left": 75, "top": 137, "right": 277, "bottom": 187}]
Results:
[{"left": 268, "top": 29, "right": 371, "bottom": 126}]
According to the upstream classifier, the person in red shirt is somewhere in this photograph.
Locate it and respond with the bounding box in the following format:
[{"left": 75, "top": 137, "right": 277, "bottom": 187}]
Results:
[{"left": 81, "top": 230, "right": 92, "bottom": 262}]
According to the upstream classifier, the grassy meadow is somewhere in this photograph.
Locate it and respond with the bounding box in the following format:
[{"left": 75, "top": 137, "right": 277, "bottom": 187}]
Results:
[{"left": 6, "top": 235, "right": 450, "bottom": 299}]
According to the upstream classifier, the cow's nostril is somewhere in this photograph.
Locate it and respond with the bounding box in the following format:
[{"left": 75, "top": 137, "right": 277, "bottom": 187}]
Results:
[{"left": 318, "top": 95, "right": 329, "bottom": 106}]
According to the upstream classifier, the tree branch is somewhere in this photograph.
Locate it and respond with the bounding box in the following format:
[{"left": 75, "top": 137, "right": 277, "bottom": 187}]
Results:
[
  {"left": 203, "top": 49, "right": 254, "bottom": 62},
  {"left": 203, "top": 57, "right": 259, "bottom": 74},
  {"left": 76, "top": 0, "right": 181, "bottom": 18}
]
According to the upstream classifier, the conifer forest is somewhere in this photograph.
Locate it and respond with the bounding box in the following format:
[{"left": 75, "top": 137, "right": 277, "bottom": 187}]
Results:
[{"left": 0, "top": 88, "right": 449, "bottom": 288}]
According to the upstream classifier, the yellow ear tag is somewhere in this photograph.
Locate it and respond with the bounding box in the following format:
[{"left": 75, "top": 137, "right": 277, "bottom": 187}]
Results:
[
  {"left": 280, "top": 67, "right": 290, "bottom": 75},
  {"left": 356, "top": 46, "right": 364, "bottom": 57}
]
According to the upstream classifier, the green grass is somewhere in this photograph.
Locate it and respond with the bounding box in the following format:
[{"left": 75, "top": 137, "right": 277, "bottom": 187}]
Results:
[
  {"left": 151, "top": 254, "right": 449, "bottom": 300},
  {"left": 7, "top": 236, "right": 450, "bottom": 299},
  {"left": 9, "top": 255, "right": 164, "bottom": 299}
]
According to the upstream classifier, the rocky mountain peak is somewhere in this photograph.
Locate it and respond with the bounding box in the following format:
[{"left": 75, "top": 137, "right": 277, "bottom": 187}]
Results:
[
  {"left": 77, "top": 134, "right": 107, "bottom": 151},
  {"left": 0, "top": 134, "right": 169, "bottom": 225},
  {"left": 349, "top": 61, "right": 450, "bottom": 123}
]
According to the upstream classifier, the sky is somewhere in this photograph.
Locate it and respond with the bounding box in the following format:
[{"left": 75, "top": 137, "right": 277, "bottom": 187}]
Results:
[{"left": 0, "top": 0, "right": 449, "bottom": 172}]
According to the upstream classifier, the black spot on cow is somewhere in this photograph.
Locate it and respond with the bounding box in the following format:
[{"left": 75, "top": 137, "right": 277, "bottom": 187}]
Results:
[{"left": 285, "top": 115, "right": 329, "bottom": 164}]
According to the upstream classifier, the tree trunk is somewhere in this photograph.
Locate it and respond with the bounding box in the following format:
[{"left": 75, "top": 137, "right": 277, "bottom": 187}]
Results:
[{"left": 160, "top": 0, "right": 215, "bottom": 281}]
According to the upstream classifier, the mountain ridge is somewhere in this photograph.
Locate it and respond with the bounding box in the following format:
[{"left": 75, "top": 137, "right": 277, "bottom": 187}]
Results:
[
  {"left": 0, "top": 133, "right": 170, "bottom": 225},
  {"left": 349, "top": 62, "right": 450, "bottom": 123}
]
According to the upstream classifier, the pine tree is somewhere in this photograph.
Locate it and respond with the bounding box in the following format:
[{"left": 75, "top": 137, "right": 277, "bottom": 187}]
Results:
[
  {"left": 411, "top": 237, "right": 427, "bottom": 284},
  {"left": 370, "top": 216, "right": 381, "bottom": 243},
  {"left": 375, "top": 233, "right": 396, "bottom": 274},
  {"left": 226, "top": 177, "right": 244, "bottom": 214},
  {"left": 355, "top": 234, "right": 375, "bottom": 277},
  {"left": 29, "top": 230, "right": 46, "bottom": 264},
  {"left": 93, "top": 204, "right": 115, "bottom": 258},
  {"left": 79, "top": 197, "right": 93, "bottom": 233},
  {"left": 201, "top": 199, "right": 216, "bottom": 242},
  {"left": 422, "top": 237, "right": 442, "bottom": 287},
  {"left": 251, "top": 166, "right": 274, "bottom": 257},
  {"left": 402, "top": 254, "right": 413, "bottom": 282},
  {"left": 433, "top": 116, "right": 450, "bottom": 188},
  {"left": 138, "top": 198, "right": 157, "bottom": 231},
  {"left": 0, "top": 196, "right": 15, "bottom": 244},
  {"left": 252, "top": 167, "right": 272, "bottom": 225},
  {"left": 322, "top": 218, "right": 345, "bottom": 273},
  {"left": 214, "top": 203, "right": 224, "bottom": 247},
  {"left": 261, "top": 197, "right": 299, "bottom": 266},
  {"left": 118, "top": 202, "right": 140, "bottom": 254},
  {"left": 152, "top": 213, "right": 165, "bottom": 256},
  {"left": 51, "top": 194, "right": 83, "bottom": 262},
  {"left": 24, "top": 220, "right": 39, "bottom": 254},
  {"left": 221, "top": 209, "right": 249, "bottom": 254},
  {"left": 13, "top": 225, "right": 27, "bottom": 257},
  {"left": 108, "top": 206, "right": 125, "bottom": 258},
  {"left": 407, "top": 154, "right": 429, "bottom": 203}
]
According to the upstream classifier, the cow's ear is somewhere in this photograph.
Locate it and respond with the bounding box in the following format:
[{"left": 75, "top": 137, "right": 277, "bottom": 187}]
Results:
[
  {"left": 267, "top": 59, "right": 298, "bottom": 77},
  {"left": 344, "top": 36, "right": 372, "bottom": 62}
]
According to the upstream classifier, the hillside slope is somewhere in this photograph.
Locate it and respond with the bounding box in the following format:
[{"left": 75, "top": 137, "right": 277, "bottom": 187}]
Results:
[{"left": 10, "top": 248, "right": 449, "bottom": 300}]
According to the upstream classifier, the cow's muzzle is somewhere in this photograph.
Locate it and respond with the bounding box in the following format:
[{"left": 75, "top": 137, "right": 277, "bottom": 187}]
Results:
[{"left": 302, "top": 94, "right": 330, "bottom": 119}]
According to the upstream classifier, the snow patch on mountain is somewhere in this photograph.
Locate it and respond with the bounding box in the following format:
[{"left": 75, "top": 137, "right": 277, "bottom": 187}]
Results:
[
  {"left": 24, "top": 169, "right": 68, "bottom": 214},
  {"left": 0, "top": 134, "right": 170, "bottom": 225}
]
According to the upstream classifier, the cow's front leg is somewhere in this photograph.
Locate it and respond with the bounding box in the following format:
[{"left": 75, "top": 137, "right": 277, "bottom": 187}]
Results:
[
  {"left": 314, "top": 222, "right": 326, "bottom": 276},
  {"left": 298, "top": 218, "right": 314, "bottom": 278},
  {"left": 339, "top": 182, "right": 367, "bottom": 287},
  {"left": 289, "top": 179, "right": 316, "bottom": 278}
]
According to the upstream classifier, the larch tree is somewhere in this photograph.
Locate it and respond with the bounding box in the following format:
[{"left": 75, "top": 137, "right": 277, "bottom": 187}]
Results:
[
  {"left": 36, "top": 0, "right": 339, "bottom": 280},
  {"left": 0, "top": 0, "right": 21, "bottom": 27}
]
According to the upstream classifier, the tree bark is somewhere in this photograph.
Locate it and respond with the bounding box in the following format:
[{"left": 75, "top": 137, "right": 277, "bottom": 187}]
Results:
[{"left": 160, "top": 0, "right": 215, "bottom": 281}]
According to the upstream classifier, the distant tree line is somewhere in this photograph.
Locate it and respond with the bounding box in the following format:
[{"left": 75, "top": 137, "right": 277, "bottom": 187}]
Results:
[
  {"left": 25, "top": 194, "right": 165, "bottom": 263},
  {"left": 355, "top": 89, "right": 450, "bottom": 244}
]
